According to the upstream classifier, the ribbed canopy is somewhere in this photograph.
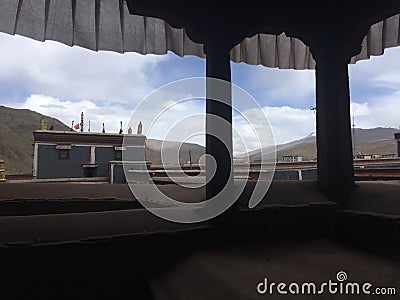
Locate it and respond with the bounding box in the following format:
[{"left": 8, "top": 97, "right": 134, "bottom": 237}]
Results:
[{"left": 0, "top": 0, "right": 399, "bottom": 69}]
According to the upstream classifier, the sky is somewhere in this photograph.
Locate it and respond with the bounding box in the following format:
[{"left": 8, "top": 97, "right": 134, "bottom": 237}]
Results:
[{"left": 0, "top": 32, "right": 399, "bottom": 153}]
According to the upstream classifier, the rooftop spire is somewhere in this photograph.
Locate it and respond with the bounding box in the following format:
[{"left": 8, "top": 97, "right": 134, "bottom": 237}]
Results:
[
  {"left": 40, "top": 116, "right": 46, "bottom": 130},
  {"left": 137, "top": 121, "right": 143, "bottom": 135},
  {"left": 80, "top": 112, "right": 84, "bottom": 132}
]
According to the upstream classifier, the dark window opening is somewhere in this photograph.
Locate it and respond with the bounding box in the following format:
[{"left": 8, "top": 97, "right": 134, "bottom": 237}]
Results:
[
  {"left": 115, "top": 150, "right": 122, "bottom": 160},
  {"left": 58, "top": 149, "right": 70, "bottom": 160},
  {"left": 84, "top": 168, "right": 97, "bottom": 178}
]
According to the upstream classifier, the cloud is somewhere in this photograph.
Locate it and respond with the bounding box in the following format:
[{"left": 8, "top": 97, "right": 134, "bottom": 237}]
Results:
[
  {"left": 11, "top": 91, "right": 400, "bottom": 158},
  {"left": 12, "top": 93, "right": 206, "bottom": 142},
  {"left": 3, "top": 30, "right": 400, "bottom": 153},
  {"left": 350, "top": 47, "right": 400, "bottom": 91},
  {"left": 235, "top": 65, "right": 316, "bottom": 108},
  {"left": 137, "top": 99, "right": 206, "bottom": 145},
  {"left": 351, "top": 93, "right": 400, "bottom": 129},
  {"left": 0, "top": 32, "right": 166, "bottom": 105},
  {"left": 14, "top": 94, "right": 134, "bottom": 133},
  {"left": 12, "top": 93, "right": 316, "bottom": 152},
  {"left": 350, "top": 102, "right": 370, "bottom": 117},
  {"left": 349, "top": 47, "right": 400, "bottom": 130},
  {"left": 262, "top": 106, "right": 316, "bottom": 145}
]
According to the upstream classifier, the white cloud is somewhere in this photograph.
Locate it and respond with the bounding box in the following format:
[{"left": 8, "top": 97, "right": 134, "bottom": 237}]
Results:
[
  {"left": 351, "top": 93, "right": 400, "bottom": 129},
  {"left": 0, "top": 32, "right": 166, "bottom": 104},
  {"left": 263, "top": 106, "right": 316, "bottom": 144},
  {"left": 12, "top": 91, "right": 400, "bottom": 157},
  {"left": 246, "top": 67, "right": 315, "bottom": 107},
  {"left": 12, "top": 93, "right": 316, "bottom": 152},
  {"left": 12, "top": 94, "right": 206, "bottom": 142},
  {"left": 350, "top": 47, "right": 400, "bottom": 91},
  {"left": 14, "top": 94, "right": 134, "bottom": 133},
  {"left": 3, "top": 30, "right": 400, "bottom": 154},
  {"left": 350, "top": 102, "right": 370, "bottom": 117}
]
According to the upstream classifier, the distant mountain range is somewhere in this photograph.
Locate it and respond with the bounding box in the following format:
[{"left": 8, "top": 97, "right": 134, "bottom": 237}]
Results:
[
  {"left": 0, "top": 106, "right": 398, "bottom": 174},
  {"left": 245, "top": 127, "right": 398, "bottom": 162},
  {"left": 145, "top": 139, "right": 204, "bottom": 166}
]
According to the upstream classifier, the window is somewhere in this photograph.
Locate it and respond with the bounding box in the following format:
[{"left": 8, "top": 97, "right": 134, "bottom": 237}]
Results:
[
  {"left": 115, "top": 150, "right": 122, "bottom": 160},
  {"left": 58, "top": 149, "right": 70, "bottom": 160},
  {"left": 84, "top": 167, "right": 96, "bottom": 177}
]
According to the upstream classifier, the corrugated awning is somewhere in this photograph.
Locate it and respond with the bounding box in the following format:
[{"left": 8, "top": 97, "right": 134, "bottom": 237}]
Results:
[{"left": 0, "top": 0, "right": 399, "bottom": 69}]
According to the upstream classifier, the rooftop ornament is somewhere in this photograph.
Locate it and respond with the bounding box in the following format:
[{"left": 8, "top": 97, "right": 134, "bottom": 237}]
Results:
[
  {"left": 80, "top": 112, "right": 84, "bottom": 132},
  {"left": 40, "top": 116, "right": 46, "bottom": 130},
  {"left": 137, "top": 121, "right": 143, "bottom": 135}
]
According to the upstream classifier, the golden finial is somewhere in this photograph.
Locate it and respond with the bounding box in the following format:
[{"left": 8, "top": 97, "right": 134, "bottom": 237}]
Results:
[
  {"left": 128, "top": 126, "right": 133, "bottom": 135},
  {"left": 137, "top": 121, "right": 143, "bottom": 135},
  {"left": 40, "top": 116, "right": 47, "bottom": 130}
]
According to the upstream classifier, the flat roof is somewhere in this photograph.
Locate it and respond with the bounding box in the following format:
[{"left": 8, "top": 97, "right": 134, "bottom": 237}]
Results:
[{"left": 33, "top": 130, "right": 146, "bottom": 146}]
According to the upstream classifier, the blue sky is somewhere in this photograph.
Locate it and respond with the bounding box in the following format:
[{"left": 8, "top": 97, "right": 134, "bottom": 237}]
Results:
[{"left": 0, "top": 32, "right": 399, "bottom": 150}]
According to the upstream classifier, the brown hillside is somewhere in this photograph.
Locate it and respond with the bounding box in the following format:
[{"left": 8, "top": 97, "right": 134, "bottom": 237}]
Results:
[{"left": 0, "top": 106, "right": 70, "bottom": 174}]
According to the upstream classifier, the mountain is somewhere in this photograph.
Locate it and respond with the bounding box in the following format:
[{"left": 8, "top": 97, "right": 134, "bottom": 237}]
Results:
[
  {"left": 246, "top": 127, "right": 399, "bottom": 162},
  {"left": 0, "top": 106, "right": 70, "bottom": 174},
  {"left": 1, "top": 106, "right": 398, "bottom": 173},
  {"left": 0, "top": 106, "right": 204, "bottom": 174},
  {"left": 145, "top": 139, "right": 204, "bottom": 166}
]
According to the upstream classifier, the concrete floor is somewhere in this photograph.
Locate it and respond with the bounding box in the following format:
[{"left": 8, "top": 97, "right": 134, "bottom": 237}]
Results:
[{"left": 150, "top": 238, "right": 400, "bottom": 299}]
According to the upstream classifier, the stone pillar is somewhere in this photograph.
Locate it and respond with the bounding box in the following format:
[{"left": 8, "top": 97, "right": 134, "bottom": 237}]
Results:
[
  {"left": 204, "top": 43, "right": 233, "bottom": 200},
  {"left": 314, "top": 51, "right": 355, "bottom": 202}
]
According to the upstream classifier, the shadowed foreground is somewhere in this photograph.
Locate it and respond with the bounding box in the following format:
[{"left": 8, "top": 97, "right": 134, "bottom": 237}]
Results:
[{"left": 0, "top": 181, "right": 399, "bottom": 299}]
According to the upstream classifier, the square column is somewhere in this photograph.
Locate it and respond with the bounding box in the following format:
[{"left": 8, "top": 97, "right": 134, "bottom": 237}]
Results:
[
  {"left": 205, "top": 44, "right": 233, "bottom": 200},
  {"left": 315, "top": 55, "right": 355, "bottom": 202}
]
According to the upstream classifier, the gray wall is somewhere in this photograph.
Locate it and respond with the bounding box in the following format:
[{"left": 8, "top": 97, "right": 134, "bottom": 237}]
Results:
[
  {"left": 95, "top": 147, "right": 115, "bottom": 177},
  {"left": 398, "top": 141, "right": 400, "bottom": 157},
  {"left": 123, "top": 146, "right": 145, "bottom": 161},
  {"left": 273, "top": 170, "right": 298, "bottom": 180},
  {"left": 113, "top": 164, "right": 127, "bottom": 184},
  {"left": 37, "top": 145, "right": 88, "bottom": 179},
  {"left": 37, "top": 144, "right": 145, "bottom": 180},
  {"left": 301, "top": 169, "right": 318, "bottom": 181},
  {"left": 272, "top": 169, "right": 317, "bottom": 181}
]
